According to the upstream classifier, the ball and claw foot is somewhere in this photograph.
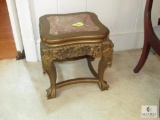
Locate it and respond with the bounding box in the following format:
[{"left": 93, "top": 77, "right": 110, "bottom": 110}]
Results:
[
  {"left": 46, "top": 87, "right": 56, "bottom": 99},
  {"left": 99, "top": 80, "right": 109, "bottom": 91}
]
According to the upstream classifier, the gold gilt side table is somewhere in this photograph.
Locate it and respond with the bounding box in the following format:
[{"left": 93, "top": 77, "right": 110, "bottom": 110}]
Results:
[{"left": 40, "top": 12, "right": 114, "bottom": 99}]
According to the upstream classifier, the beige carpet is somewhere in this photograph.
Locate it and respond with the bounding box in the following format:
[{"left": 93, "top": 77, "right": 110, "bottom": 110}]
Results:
[{"left": 0, "top": 49, "right": 160, "bottom": 120}]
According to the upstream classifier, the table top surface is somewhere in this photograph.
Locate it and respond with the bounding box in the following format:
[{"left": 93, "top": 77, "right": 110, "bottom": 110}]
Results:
[{"left": 40, "top": 12, "right": 109, "bottom": 45}]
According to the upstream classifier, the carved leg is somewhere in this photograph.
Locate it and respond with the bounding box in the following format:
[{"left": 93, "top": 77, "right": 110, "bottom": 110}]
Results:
[
  {"left": 43, "top": 61, "right": 57, "bottom": 99},
  {"left": 98, "top": 56, "right": 110, "bottom": 90},
  {"left": 133, "top": 41, "right": 151, "bottom": 73},
  {"left": 98, "top": 41, "right": 113, "bottom": 90}
]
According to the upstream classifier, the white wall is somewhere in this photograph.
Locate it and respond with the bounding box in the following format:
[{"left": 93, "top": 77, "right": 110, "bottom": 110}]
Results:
[{"left": 28, "top": 0, "right": 160, "bottom": 61}]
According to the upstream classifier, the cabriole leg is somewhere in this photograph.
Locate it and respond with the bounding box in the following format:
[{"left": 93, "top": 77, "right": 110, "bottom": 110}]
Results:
[
  {"left": 98, "top": 40, "right": 113, "bottom": 90},
  {"left": 42, "top": 60, "right": 57, "bottom": 99}
]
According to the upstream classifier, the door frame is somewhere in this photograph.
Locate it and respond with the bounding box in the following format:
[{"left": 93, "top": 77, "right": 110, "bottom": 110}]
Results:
[{"left": 7, "top": 0, "right": 38, "bottom": 62}]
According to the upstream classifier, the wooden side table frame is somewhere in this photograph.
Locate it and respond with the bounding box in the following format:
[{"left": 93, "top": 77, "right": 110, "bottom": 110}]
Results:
[{"left": 40, "top": 12, "right": 114, "bottom": 99}]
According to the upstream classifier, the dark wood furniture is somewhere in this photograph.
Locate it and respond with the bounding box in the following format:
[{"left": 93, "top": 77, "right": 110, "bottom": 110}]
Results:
[
  {"left": 134, "top": 0, "right": 160, "bottom": 73},
  {"left": 40, "top": 12, "right": 114, "bottom": 99}
]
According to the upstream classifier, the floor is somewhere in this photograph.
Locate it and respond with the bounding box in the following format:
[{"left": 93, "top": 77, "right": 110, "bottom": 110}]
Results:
[{"left": 0, "top": 0, "right": 16, "bottom": 60}]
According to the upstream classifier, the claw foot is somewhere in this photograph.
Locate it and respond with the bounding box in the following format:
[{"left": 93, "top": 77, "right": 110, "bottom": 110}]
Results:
[
  {"left": 99, "top": 80, "right": 109, "bottom": 91},
  {"left": 46, "top": 87, "right": 56, "bottom": 99}
]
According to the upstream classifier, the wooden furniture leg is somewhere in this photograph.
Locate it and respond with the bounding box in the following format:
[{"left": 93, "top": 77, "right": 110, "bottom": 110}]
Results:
[
  {"left": 134, "top": 41, "right": 151, "bottom": 73},
  {"left": 43, "top": 61, "right": 57, "bottom": 99},
  {"left": 86, "top": 57, "right": 98, "bottom": 78},
  {"left": 98, "top": 41, "right": 113, "bottom": 90},
  {"left": 98, "top": 56, "right": 109, "bottom": 90}
]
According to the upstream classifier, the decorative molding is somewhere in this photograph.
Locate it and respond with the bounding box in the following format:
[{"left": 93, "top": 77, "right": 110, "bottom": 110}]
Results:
[
  {"left": 41, "top": 40, "right": 113, "bottom": 62},
  {"left": 41, "top": 42, "right": 102, "bottom": 62}
]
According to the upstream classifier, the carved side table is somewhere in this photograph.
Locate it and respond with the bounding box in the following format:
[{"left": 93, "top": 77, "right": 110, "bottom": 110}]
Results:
[{"left": 40, "top": 12, "right": 114, "bottom": 99}]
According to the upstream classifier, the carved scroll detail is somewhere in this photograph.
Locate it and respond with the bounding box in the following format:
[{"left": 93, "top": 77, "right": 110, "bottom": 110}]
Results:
[
  {"left": 41, "top": 40, "right": 113, "bottom": 67},
  {"left": 102, "top": 40, "right": 114, "bottom": 68}
]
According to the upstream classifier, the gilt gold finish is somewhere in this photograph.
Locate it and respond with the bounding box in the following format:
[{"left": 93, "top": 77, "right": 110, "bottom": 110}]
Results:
[{"left": 40, "top": 12, "right": 114, "bottom": 99}]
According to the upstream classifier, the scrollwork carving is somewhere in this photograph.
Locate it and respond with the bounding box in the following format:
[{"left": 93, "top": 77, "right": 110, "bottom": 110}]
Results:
[
  {"left": 102, "top": 40, "right": 114, "bottom": 68},
  {"left": 41, "top": 39, "right": 113, "bottom": 67}
]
